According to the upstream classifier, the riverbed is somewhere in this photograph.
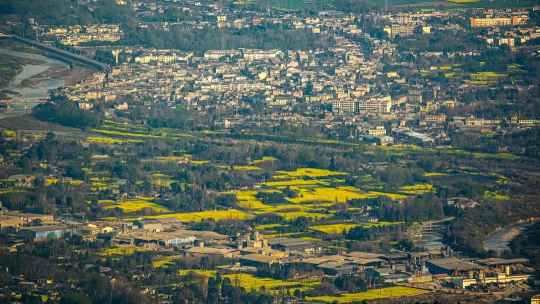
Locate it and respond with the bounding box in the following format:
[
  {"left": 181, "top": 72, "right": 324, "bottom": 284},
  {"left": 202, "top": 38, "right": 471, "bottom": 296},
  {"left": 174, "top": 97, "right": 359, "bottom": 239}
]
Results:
[
  {"left": 0, "top": 48, "right": 69, "bottom": 116},
  {"left": 484, "top": 221, "right": 537, "bottom": 255}
]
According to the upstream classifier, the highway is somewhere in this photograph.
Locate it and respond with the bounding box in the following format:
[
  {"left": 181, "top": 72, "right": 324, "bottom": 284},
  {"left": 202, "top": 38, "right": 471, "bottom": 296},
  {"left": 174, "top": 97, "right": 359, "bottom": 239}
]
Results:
[{"left": 0, "top": 32, "right": 109, "bottom": 71}]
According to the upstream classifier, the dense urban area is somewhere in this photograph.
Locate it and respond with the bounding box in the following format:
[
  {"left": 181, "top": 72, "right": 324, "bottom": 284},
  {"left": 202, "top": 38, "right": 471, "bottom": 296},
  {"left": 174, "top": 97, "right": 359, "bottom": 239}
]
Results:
[{"left": 0, "top": 0, "right": 540, "bottom": 303}]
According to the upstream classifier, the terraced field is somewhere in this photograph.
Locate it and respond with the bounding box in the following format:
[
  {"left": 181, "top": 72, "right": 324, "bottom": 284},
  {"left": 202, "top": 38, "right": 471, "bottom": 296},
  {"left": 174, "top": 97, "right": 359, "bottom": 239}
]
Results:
[
  {"left": 306, "top": 286, "right": 429, "bottom": 303},
  {"left": 100, "top": 197, "right": 170, "bottom": 214}
]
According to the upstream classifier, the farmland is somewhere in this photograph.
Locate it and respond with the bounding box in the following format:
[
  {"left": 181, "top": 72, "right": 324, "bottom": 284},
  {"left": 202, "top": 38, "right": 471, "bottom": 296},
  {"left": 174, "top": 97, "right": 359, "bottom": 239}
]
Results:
[
  {"left": 180, "top": 271, "right": 320, "bottom": 293},
  {"left": 146, "top": 209, "right": 251, "bottom": 222},
  {"left": 306, "top": 286, "right": 428, "bottom": 303},
  {"left": 100, "top": 197, "right": 170, "bottom": 214},
  {"left": 310, "top": 223, "right": 358, "bottom": 234},
  {"left": 98, "top": 246, "right": 149, "bottom": 257},
  {"left": 152, "top": 256, "right": 180, "bottom": 268}
]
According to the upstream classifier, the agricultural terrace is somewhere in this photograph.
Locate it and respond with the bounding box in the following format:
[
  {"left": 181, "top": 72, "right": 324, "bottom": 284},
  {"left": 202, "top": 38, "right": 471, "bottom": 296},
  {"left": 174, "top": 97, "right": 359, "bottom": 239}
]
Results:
[
  {"left": 484, "top": 191, "right": 510, "bottom": 201},
  {"left": 91, "top": 120, "right": 193, "bottom": 141},
  {"left": 376, "top": 144, "right": 518, "bottom": 160},
  {"left": 151, "top": 172, "right": 174, "bottom": 189},
  {"left": 306, "top": 286, "right": 429, "bottom": 303},
  {"left": 152, "top": 256, "right": 180, "bottom": 268},
  {"left": 98, "top": 246, "right": 150, "bottom": 257},
  {"left": 144, "top": 155, "right": 210, "bottom": 166},
  {"left": 310, "top": 223, "right": 358, "bottom": 234},
  {"left": 99, "top": 197, "right": 170, "bottom": 214},
  {"left": 232, "top": 167, "right": 426, "bottom": 222},
  {"left": 86, "top": 136, "right": 143, "bottom": 145},
  {"left": 145, "top": 209, "right": 251, "bottom": 222},
  {"left": 180, "top": 271, "right": 319, "bottom": 294}
]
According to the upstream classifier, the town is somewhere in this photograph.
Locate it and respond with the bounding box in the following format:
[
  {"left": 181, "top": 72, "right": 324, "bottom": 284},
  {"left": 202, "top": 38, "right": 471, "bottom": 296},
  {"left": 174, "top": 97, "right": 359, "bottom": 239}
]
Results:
[{"left": 0, "top": 0, "right": 539, "bottom": 303}]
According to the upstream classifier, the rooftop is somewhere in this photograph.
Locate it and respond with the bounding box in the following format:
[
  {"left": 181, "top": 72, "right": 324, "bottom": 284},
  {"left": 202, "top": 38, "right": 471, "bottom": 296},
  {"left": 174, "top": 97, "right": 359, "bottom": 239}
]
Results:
[{"left": 427, "top": 258, "right": 483, "bottom": 272}]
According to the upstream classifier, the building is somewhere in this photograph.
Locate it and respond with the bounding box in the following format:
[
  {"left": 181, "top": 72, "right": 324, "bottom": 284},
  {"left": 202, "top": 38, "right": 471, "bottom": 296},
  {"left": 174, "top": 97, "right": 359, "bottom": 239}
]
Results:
[
  {"left": 393, "top": 129, "right": 435, "bottom": 146},
  {"left": 268, "top": 238, "right": 321, "bottom": 255},
  {"left": 242, "top": 49, "right": 283, "bottom": 61},
  {"left": 470, "top": 16, "right": 527, "bottom": 28},
  {"left": 367, "top": 126, "right": 386, "bottom": 137},
  {"left": 184, "top": 244, "right": 239, "bottom": 258},
  {"left": 423, "top": 114, "right": 447, "bottom": 124},
  {"left": 0, "top": 212, "right": 55, "bottom": 230},
  {"left": 204, "top": 50, "right": 242, "bottom": 60},
  {"left": 358, "top": 96, "right": 392, "bottom": 115},
  {"left": 19, "top": 225, "right": 75, "bottom": 241},
  {"left": 239, "top": 253, "right": 282, "bottom": 267},
  {"left": 135, "top": 219, "right": 164, "bottom": 232},
  {"left": 384, "top": 24, "right": 416, "bottom": 38}
]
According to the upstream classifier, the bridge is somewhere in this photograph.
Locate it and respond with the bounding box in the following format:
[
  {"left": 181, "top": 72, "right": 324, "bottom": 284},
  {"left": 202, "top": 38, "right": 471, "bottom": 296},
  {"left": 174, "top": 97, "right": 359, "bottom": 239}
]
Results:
[{"left": 0, "top": 33, "right": 109, "bottom": 71}]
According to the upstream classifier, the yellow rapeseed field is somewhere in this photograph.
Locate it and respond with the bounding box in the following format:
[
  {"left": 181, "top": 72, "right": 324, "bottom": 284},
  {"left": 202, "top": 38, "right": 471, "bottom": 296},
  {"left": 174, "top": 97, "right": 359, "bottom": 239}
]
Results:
[
  {"left": 273, "top": 168, "right": 347, "bottom": 179},
  {"left": 399, "top": 184, "right": 434, "bottom": 195},
  {"left": 98, "top": 246, "right": 149, "bottom": 257},
  {"left": 306, "top": 286, "right": 428, "bottom": 303},
  {"left": 152, "top": 256, "right": 179, "bottom": 268},
  {"left": 147, "top": 209, "right": 251, "bottom": 222},
  {"left": 101, "top": 198, "right": 170, "bottom": 213},
  {"left": 310, "top": 223, "right": 358, "bottom": 234}
]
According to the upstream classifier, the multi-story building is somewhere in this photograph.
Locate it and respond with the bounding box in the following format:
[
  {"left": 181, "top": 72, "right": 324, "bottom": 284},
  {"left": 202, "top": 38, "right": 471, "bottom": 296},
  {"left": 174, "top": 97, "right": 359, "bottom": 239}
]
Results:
[{"left": 470, "top": 15, "right": 527, "bottom": 28}]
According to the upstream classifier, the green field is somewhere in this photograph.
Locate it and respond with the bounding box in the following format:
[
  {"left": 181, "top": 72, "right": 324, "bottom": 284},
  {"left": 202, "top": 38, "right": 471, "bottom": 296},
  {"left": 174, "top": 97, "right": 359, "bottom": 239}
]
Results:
[
  {"left": 180, "top": 271, "right": 319, "bottom": 293},
  {"left": 100, "top": 197, "right": 170, "bottom": 214},
  {"left": 306, "top": 286, "right": 429, "bottom": 303},
  {"left": 145, "top": 209, "right": 251, "bottom": 222}
]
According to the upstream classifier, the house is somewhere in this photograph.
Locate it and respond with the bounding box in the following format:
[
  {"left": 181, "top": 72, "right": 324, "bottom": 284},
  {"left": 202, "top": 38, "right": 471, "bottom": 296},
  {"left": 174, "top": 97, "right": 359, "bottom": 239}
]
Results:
[
  {"left": 184, "top": 244, "right": 239, "bottom": 259},
  {"left": 426, "top": 258, "right": 483, "bottom": 276},
  {"left": 239, "top": 253, "right": 282, "bottom": 268},
  {"left": 19, "top": 225, "right": 75, "bottom": 241},
  {"left": 268, "top": 238, "right": 321, "bottom": 255},
  {"left": 7, "top": 174, "right": 36, "bottom": 188},
  {"left": 475, "top": 258, "right": 529, "bottom": 275},
  {"left": 317, "top": 261, "right": 356, "bottom": 276},
  {"left": 0, "top": 212, "right": 55, "bottom": 230},
  {"left": 135, "top": 219, "right": 163, "bottom": 232}
]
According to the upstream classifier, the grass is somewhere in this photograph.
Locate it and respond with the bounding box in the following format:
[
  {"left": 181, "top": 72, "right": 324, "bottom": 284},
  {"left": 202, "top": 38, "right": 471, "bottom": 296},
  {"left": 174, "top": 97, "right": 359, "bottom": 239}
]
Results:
[
  {"left": 98, "top": 246, "right": 149, "bottom": 257},
  {"left": 377, "top": 144, "right": 519, "bottom": 161},
  {"left": 233, "top": 190, "right": 333, "bottom": 220},
  {"left": 151, "top": 173, "right": 174, "bottom": 189},
  {"left": 276, "top": 210, "right": 330, "bottom": 220},
  {"left": 232, "top": 167, "right": 410, "bottom": 221},
  {"left": 288, "top": 186, "right": 368, "bottom": 204},
  {"left": 146, "top": 209, "right": 251, "bottom": 222},
  {"left": 87, "top": 136, "right": 143, "bottom": 144},
  {"left": 1, "top": 129, "right": 16, "bottom": 138},
  {"left": 424, "top": 172, "right": 448, "bottom": 177},
  {"left": 100, "top": 197, "right": 170, "bottom": 213},
  {"left": 358, "top": 221, "right": 403, "bottom": 228},
  {"left": 250, "top": 156, "right": 278, "bottom": 165},
  {"left": 484, "top": 191, "right": 510, "bottom": 201},
  {"left": 178, "top": 269, "right": 217, "bottom": 277},
  {"left": 260, "top": 179, "right": 327, "bottom": 187},
  {"left": 310, "top": 223, "right": 358, "bottom": 234},
  {"left": 448, "top": 0, "right": 480, "bottom": 3},
  {"left": 232, "top": 165, "right": 262, "bottom": 171},
  {"left": 234, "top": 190, "right": 270, "bottom": 210},
  {"left": 306, "top": 286, "right": 428, "bottom": 303},
  {"left": 152, "top": 256, "right": 179, "bottom": 268},
  {"left": 255, "top": 223, "right": 286, "bottom": 230},
  {"left": 91, "top": 128, "right": 162, "bottom": 139},
  {"left": 45, "top": 177, "right": 58, "bottom": 186},
  {"left": 273, "top": 168, "right": 347, "bottom": 179},
  {"left": 399, "top": 183, "right": 434, "bottom": 195},
  {"left": 180, "top": 271, "right": 320, "bottom": 293}
]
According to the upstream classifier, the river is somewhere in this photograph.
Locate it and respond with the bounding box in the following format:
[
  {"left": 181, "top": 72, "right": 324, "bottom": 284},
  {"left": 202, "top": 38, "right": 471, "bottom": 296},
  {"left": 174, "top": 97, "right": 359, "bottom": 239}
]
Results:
[{"left": 0, "top": 48, "right": 69, "bottom": 116}]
